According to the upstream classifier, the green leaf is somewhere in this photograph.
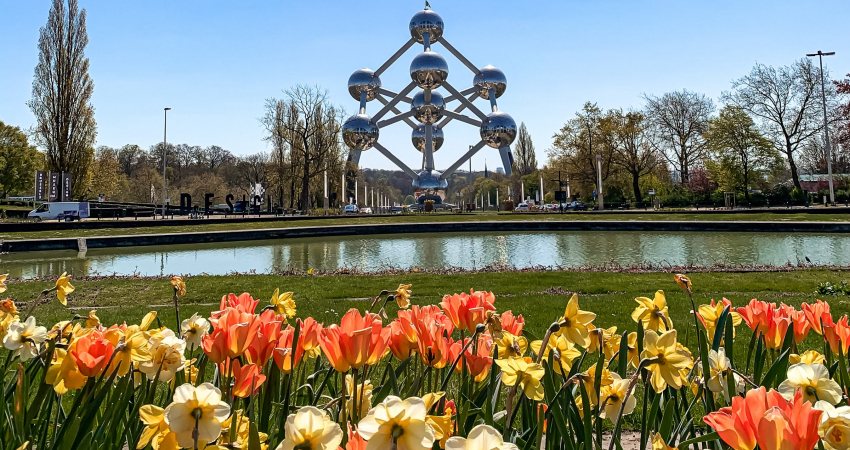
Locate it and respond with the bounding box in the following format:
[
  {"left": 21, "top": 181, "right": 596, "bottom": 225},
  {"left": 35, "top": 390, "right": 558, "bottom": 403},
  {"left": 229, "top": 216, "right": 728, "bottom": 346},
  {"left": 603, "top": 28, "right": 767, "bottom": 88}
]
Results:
[
  {"left": 711, "top": 306, "right": 730, "bottom": 351},
  {"left": 659, "top": 398, "right": 676, "bottom": 442},
  {"left": 677, "top": 431, "right": 720, "bottom": 448},
  {"left": 761, "top": 348, "right": 791, "bottom": 388}
]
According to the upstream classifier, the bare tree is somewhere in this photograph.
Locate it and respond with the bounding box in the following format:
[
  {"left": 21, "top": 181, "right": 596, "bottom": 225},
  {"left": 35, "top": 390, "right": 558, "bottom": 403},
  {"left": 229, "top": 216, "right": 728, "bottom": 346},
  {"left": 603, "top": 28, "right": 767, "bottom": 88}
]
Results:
[
  {"left": 235, "top": 152, "right": 269, "bottom": 197},
  {"left": 644, "top": 90, "right": 714, "bottom": 184},
  {"left": 28, "top": 0, "right": 96, "bottom": 197},
  {"left": 724, "top": 59, "right": 826, "bottom": 189},
  {"left": 512, "top": 122, "right": 537, "bottom": 176}
]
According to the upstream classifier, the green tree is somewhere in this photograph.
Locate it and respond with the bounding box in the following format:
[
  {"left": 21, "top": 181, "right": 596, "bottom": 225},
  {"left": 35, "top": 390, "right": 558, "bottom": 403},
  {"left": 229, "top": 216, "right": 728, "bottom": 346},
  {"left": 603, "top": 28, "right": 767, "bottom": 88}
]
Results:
[
  {"left": 705, "top": 105, "right": 778, "bottom": 203},
  {"left": 599, "top": 110, "right": 660, "bottom": 204},
  {"left": 0, "top": 121, "right": 43, "bottom": 198},
  {"left": 89, "top": 146, "right": 127, "bottom": 200},
  {"left": 512, "top": 122, "right": 537, "bottom": 176},
  {"left": 29, "top": 0, "right": 96, "bottom": 198}
]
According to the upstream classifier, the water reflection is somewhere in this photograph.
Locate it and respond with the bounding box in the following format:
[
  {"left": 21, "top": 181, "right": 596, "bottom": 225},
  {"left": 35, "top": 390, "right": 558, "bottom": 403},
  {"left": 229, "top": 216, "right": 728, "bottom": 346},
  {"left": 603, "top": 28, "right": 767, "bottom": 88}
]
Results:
[{"left": 1, "top": 231, "right": 849, "bottom": 279}]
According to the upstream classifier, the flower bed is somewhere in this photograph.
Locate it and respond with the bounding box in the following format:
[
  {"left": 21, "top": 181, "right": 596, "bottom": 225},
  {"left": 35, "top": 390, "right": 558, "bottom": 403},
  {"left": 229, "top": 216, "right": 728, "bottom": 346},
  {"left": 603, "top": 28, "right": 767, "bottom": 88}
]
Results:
[{"left": 0, "top": 272, "right": 848, "bottom": 449}]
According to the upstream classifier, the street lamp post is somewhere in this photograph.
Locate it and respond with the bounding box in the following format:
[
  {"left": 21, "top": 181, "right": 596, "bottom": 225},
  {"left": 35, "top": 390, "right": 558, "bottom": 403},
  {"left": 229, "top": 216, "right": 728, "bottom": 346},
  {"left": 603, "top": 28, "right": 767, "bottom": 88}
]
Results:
[
  {"left": 162, "top": 107, "right": 171, "bottom": 218},
  {"left": 806, "top": 50, "right": 836, "bottom": 205}
]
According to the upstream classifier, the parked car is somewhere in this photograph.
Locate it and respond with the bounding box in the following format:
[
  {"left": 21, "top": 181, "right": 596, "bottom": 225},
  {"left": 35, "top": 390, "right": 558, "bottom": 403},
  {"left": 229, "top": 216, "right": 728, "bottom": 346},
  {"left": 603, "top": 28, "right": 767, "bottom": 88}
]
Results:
[
  {"left": 28, "top": 202, "right": 90, "bottom": 221},
  {"left": 514, "top": 202, "right": 530, "bottom": 212},
  {"left": 343, "top": 204, "right": 359, "bottom": 214},
  {"left": 568, "top": 200, "right": 588, "bottom": 211},
  {"left": 360, "top": 207, "right": 373, "bottom": 214}
]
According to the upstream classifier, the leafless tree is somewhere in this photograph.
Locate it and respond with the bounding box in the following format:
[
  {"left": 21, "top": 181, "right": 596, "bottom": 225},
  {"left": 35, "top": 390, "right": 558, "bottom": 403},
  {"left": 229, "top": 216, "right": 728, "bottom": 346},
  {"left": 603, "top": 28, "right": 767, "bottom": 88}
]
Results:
[
  {"left": 644, "top": 90, "right": 714, "bottom": 185},
  {"left": 724, "top": 59, "right": 827, "bottom": 189},
  {"left": 601, "top": 110, "right": 660, "bottom": 204},
  {"left": 235, "top": 152, "right": 269, "bottom": 197},
  {"left": 28, "top": 0, "right": 96, "bottom": 197}
]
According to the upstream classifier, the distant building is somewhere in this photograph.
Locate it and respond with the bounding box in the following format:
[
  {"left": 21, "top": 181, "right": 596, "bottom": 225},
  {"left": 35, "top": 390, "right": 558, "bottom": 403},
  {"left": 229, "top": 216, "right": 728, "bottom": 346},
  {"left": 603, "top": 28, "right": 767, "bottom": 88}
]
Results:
[
  {"left": 799, "top": 174, "right": 849, "bottom": 192},
  {"left": 496, "top": 167, "right": 505, "bottom": 175}
]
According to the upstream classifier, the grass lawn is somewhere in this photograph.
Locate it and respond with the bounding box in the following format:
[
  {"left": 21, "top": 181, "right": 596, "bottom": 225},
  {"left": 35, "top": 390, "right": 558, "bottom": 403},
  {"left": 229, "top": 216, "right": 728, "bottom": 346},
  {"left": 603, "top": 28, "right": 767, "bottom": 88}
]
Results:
[
  {"left": 11, "top": 270, "right": 850, "bottom": 356},
  {"left": 2, "top": 210, "right": 850, "bottom": 240}
]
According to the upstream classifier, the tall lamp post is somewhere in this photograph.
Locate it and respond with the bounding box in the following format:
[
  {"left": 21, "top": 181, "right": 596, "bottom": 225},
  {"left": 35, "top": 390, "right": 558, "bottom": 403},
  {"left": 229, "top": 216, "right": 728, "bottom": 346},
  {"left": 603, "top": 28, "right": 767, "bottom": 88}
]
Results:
[
  {"left": 806, "top": 50, "right": 836, "bottom": 205},
  {"left": 162, "top": 107, "right": 172, "bottom": 218}
]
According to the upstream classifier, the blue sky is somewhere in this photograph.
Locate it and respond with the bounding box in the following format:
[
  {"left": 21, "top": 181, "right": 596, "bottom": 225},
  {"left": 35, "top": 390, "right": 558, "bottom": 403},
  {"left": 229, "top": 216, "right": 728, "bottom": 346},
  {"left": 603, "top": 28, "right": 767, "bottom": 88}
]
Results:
[{"left": 1, "top": 0, "right": 848, "bottom": 172}]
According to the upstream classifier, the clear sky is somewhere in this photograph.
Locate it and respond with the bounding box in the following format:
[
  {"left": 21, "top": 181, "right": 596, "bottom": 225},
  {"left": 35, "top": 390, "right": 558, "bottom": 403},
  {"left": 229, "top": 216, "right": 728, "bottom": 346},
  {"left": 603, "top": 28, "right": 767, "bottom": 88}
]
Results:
[{"left": 1, "top": 0, "right": 849, "bottom": 173}]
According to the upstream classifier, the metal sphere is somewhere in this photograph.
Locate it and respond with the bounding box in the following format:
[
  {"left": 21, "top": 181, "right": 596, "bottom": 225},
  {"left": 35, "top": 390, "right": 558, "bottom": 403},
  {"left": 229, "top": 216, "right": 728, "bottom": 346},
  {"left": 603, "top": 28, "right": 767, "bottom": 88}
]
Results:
[
  {"left": 410, "top": 91, "right": 445, "bottom": 124},
  {"left": 412, "top": 170, "right": 449, "bottom": 190},
  {"left": 410, "top": 51, "right": 448, "bottom": 90},
  {"left": 347, "top": 68, "right": 382, "bottom": 101},
  {"left": 342, "top": 114, "right": 379, "bottom": 151},
  {"left": 480, "top": 111, "right": 517, "bottom": 149},
  {"left": 474, "top": 65, "right": 507, "bottom": 99},
  {"left": 409, "top": 9, "right": 444, "bottom": 44},
  {"left": 411, "top": 124, "right": 444, "bottom": 153}
]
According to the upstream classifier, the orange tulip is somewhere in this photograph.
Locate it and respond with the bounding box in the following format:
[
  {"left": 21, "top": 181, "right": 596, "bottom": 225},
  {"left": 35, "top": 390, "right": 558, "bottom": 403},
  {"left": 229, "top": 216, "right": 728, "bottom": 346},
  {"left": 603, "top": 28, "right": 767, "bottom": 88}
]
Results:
[
  {"left": 736, "top": 299, "right": 775, "bottom": 335},
  {"left": 704, "top": 387, "right": 821, "bottom": 450},
  {"left": 440, "top": 290, "right": 496, "bottom": 334},
  {"left": 500, "top": 310, "right": 525, "bottom": 336},
  {"left": 346, "top": 425, "right": 368, "bottom": 450},
  {"left": 273, "top": 325, "right": 306, "bottom": 374},
  {"left": 801, "top": 300, "right": 832, "bottom": 335},
  {"left": 296, "top": 317, "right": 323, "bottom": 358},
  {"left": 448, "top": 334, "right": 493, "bottom": 382},
  {"left": 201, "top": 329, "right": 228, "bottom": 363},
  {"left": 824, "top": 315, "right": 850, "bottom": 355},
  {"left": 388, "top": 315, "right": 418, "bottom": 361},
  {"left": 231, "top": 360, "right": 266, "bottom": 398},
  {"left": 411, "top": 306, "right": 453, "bottom": 368},
  {"left": 319, "top": 309, "right": 389, "bottom": 373},
  {"left": 215, "top": 292, "right": 259, "bottom": 316},
  {"left": 778, "top": 304, "right": 811, "bottom": 344},
  {"left": 764, "top": 315, "right": 791, "bottom": 350},
  {"left": 69, "top": 330, "right": 116, "bottom": 377},
  {"left": 246, "top": 311, "right": 282, "bottom": 365},
  {"left": 225, "top": 316, "right": 262, "bottom": 359}
]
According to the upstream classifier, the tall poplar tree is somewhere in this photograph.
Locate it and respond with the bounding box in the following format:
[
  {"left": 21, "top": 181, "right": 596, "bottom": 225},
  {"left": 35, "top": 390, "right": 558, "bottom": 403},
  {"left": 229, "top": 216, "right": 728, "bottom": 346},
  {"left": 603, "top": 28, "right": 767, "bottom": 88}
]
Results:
[{"left": 29, "top": 0, "right": 96, "bottom": 198}]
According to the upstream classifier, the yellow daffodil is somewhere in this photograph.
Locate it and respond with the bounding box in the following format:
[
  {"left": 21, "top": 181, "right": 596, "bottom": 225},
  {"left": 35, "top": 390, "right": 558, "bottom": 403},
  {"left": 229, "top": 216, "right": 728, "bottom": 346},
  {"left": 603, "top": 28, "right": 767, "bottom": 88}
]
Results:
[
  {"left": 495, "top": 357, "right": 545, "bottom": 401},
  {"left": 651, "top": 433, "right": 676, "bottom": 450},
  {"left": 270, "top": 288, "right": 297, "bottom": 318},
  {"left": 559, "top": 294, "right": 596, "bottom": 346},
  {"left": 599, "top": 378, "right": 636, "bottom": 424},
  {"left": 3, "top": 316, "right": 48, "bottom": 361},
  {"left": 0, "top": 298, "right": 18, "bottom": 316},
  {"left": 394, "top": 284, "right": 413, "bottom": 309},
  {"left": 422, "top": 391, "right": 452, "bottom": 447},
  {"left": 791, "top": 350, "right": 826, "bottom": 366},
  {"left": 815, "top": 401, "right": 850, "bottom": 450},
  {"left": 180, "top": 312, "right": 210, "bottom": 348},
  {"left": 531, "top": 333, "right": 581, "bottom": 375},
  {"left": 494, "top": 331, "right": 528, "bottom": 359},
  {"left": 631, "top": 290, "right": 671, "bottom": 332},
  {"left": 673, "top": 274, "right": 692, "bottom": 294},
  {"left": 641, "top": 330, "right": 693, "bottom": 393},
  {"left": 170, "top": 276, "right": 186, "bottom": 297},
  {"left": 0, "top": 273, "right": 8, "bottom": 293},
  {"left": 357, "top": 396, "right": 435, "bottom": 450},
  {"left": 445, "top": 424, "right": 519, "bottom": 450},
  {"left": 586, "top": 325, "right": 620, "bottom": 360},
  {"left": 579, "top": 365, "right": 617, "bottom": 406},
  {"left": 697, "top": 299, "right": 742, "bottom": 341},
  {"left": 345, "top": 374, "right": 374, "bottom": 420},
  {"left": 625, "top": 332, "right": 640, "bottom": 369},
  {"left": 139, "top": 329, "right": 186, "bottom": 382},
  {"left": 140, "top": 311, "right": 158, "bottom": 331},
  {"left": 778, "top": 363, "right": 842, "bottom": 405},
  {"left": 306, "top": 267, "right": 315, "bottom": 276},
  {"left": 45, "top": 348, "right": 87, "bottom": 395},
  {"left": 137, "top": 404, "right": 178, "bottom": 450},
  {"left": 85, "top": 310, "right": 100, "bottom": 328},
  {"left": 163, "top": 383, "right": 230, "bottom": 449},
  {"left": 219, "top": 410, "right": 269, "bottom": 450},
  {"left": 104, "top": 325, "right": 151, "bottom": 377},
  {"left": 55, "top": 272, "right": 74, "bottom": 305}
]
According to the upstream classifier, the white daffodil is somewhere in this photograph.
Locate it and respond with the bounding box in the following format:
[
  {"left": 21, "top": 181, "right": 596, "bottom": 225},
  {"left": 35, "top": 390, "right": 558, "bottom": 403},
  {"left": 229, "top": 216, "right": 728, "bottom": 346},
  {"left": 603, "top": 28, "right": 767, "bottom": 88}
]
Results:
[
  {"left": 163, "top": 383, "right": 230, "bottom": 448},
  {"left": 358, "top": 396, "right": 435, "bottom": 450},
  {"left": 778, "top": 363, "right": 842, "bottom": 405},
  {"left": 275, "top": 406, "right": 343, "bottom": 450},
  {"left": 445, "top": 424, "right": 519, "bottom": 450},
  {"left": 3, "top": 316, "right": 48, "bottom": 361}
]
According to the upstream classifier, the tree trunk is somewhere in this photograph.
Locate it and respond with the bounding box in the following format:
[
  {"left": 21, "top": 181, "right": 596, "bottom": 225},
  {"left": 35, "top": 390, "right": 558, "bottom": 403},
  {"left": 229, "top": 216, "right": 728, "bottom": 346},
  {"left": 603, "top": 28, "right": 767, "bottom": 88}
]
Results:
[
  {"left": 632, "top": 172, "right": 643, "bottom": 205},
  {"left": 786, "top": 143, "right": 801, "bottom": 190},
  {"left": 299, "top": 154, "right": 310, "bottom": 210}
]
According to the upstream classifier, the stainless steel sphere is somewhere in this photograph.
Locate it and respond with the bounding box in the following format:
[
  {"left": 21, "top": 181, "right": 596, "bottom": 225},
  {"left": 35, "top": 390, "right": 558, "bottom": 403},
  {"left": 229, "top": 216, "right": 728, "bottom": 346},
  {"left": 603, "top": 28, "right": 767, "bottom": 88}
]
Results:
[
  {"left": 412, "top": 170, "right": 449, "bottom": 190},
  {"left": 410, "top": 91, "right": 445, "bottom": 124},
  {"left": 347, "top": 68, "right": 382, "bottom": 101},
  {"left": 474, "top": 65, "right": 507, "bottom": 99},
  {"left": 480, "top": 111, "right": 517, "bottom": 149},
  {"left": 409, "top": 9, "right": 444, "bottom": 44},
  {"left": 342, "top": 114, "right": 379, "bottom": 151},
  {"left": 411, "top": 124, "right": 444, "bottom": 152},
  {"left": 410, "top": 51, "right": 448, "bottom": 90}
]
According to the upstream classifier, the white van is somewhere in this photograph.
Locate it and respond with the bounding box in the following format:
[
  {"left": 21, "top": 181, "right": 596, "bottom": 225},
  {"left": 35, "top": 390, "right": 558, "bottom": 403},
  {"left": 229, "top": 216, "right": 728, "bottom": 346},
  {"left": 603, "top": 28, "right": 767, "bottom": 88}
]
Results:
[{"left": 28, "top": 202, "right": 90, "bottom": 221}]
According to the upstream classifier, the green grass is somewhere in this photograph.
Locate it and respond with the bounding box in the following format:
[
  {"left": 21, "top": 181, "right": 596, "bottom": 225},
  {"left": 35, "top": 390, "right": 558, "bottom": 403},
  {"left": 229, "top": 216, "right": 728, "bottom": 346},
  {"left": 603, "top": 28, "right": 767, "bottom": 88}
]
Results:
[
  {"left": 11, "top": 270, "right": 850, "bottom": 346},
  {"left": 3, "top": 210, "right": 850, "bottom": 240}
]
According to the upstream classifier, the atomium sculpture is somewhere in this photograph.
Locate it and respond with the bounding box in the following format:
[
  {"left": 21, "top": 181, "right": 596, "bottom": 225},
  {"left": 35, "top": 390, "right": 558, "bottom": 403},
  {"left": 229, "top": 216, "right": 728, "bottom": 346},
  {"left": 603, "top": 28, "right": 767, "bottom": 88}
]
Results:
[{"left": 342, "top": 5, "right": 517, "bottom": 199}]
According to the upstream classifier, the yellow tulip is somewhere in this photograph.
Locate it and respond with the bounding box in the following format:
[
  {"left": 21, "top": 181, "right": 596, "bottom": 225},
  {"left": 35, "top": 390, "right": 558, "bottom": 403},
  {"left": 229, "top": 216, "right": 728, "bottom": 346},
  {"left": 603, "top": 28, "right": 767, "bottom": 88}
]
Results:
[
  {"left": 495, "top": 357, "right": 545, "bottom": 401},
  {"left": 559, "top": 294, "right": 596, "bottom": 347},
  {"left": 631, "top": 290, "right": 671, "bottom": 332},
  {"left": 270, "top": 288, "right": 297, "bottom": 318},
  {"left": 55, "top": 272, "right": 74, "bottom": 306},
  {"left": 641, "top": 330, "right": 693, "bottom": 393}
]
